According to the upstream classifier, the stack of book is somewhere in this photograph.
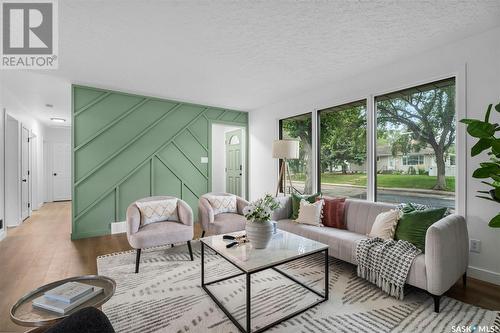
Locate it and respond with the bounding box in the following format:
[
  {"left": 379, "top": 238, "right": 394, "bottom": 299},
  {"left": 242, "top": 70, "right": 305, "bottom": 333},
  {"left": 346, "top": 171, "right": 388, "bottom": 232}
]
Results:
[{"left": 33, "top": 282, "right": 103, "bottom": 314}]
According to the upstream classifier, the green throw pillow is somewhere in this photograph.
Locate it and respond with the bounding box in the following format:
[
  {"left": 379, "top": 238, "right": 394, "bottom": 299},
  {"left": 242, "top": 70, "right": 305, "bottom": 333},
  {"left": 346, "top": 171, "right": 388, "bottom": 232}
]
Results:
[
  {"left": 395, "top": 207, "right": 448, "bottom": 252},
  {"left": 291, "top": 192, "right": 321, "bottom": 219}
]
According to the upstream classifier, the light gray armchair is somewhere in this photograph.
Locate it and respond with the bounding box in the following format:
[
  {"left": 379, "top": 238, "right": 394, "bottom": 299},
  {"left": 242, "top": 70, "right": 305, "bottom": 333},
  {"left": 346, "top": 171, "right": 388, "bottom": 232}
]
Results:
[
  {"left": 126, "top": 196, "right": 194, "bottom": 273},
  {"left": 198, "top": 192, "right": 249, "bottom": 237}
]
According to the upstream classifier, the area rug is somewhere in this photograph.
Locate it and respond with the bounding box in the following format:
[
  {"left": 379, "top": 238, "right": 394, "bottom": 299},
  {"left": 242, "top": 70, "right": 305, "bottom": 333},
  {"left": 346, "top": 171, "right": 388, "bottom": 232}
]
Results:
[{"left": 97, "top": 241, "right": 498, "bottom": 333}]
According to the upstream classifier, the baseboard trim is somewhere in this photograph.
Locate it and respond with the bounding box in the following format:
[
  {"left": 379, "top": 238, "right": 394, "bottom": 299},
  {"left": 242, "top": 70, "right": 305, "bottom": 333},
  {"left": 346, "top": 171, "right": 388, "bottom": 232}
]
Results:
[
  {"left": 111, "top": 221, "right": 126, "bottom": 234},
  {"left": 468, "top": 265, "right": 500, "bottom": 285}
]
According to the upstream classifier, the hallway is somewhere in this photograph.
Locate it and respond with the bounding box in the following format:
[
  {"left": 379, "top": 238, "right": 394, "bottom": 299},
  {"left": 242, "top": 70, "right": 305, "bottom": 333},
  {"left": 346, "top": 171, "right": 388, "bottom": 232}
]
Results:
[{"left": 0, "top": 202, "right": 130, "bottom": 332}]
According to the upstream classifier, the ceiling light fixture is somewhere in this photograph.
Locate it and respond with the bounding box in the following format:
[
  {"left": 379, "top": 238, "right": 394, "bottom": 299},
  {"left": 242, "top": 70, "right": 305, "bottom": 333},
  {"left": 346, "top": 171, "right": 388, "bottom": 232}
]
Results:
[{"left": 50, "top": 117, "right": 66, "bottom": 123}]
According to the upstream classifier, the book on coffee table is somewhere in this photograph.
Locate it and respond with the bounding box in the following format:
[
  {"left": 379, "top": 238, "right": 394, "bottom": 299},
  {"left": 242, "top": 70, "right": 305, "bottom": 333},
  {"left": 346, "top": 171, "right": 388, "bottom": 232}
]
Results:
[
  {"left": 44, "top": 282, "right": 94, "bottom": 303},
  {"left": 33, "top": 286, "right": 103, "bottom": 314}
]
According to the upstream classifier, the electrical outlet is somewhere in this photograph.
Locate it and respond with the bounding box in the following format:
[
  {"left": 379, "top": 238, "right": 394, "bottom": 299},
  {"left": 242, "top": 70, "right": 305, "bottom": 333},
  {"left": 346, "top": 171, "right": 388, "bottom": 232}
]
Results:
[{"left": 470, "top": 239, "right": 481, "bottom": 253}]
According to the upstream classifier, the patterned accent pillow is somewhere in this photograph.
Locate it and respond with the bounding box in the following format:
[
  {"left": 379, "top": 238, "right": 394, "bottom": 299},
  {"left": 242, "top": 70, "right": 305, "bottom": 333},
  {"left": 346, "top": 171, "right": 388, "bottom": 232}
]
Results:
[
  {"left": 397, "top": 202, "right": 450, "bottom": 216},
  {"left": 206, "top": 195, "right": 237, "bottom": 215},
  {"left": 136, "top": 198, "right": 178, "bottom": 226},
  {"left": 296, "top": 199, "right": 324, "bottom": 226}
]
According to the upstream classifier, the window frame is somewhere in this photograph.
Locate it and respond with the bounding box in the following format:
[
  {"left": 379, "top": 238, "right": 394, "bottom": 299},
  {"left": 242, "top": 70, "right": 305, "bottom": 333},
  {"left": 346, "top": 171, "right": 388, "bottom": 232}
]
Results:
[
  {"left": 316, "top": 99, "right": 368, "bottom": 197},
  {"left": 277, "top": 73, "right": 465, "bottom": 215},
  {"left": 278, "top": 112, "right": 313, "bottom": 195}
]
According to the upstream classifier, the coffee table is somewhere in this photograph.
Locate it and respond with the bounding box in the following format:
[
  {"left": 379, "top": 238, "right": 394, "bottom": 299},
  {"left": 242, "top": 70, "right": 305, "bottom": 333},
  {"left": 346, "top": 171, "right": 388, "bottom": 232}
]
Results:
[
  {"left": 10, "top": 275, "right": 115, "bottom": 329},
  {"left": 200, "top": 230, "right": 329, "bottom": 333}
]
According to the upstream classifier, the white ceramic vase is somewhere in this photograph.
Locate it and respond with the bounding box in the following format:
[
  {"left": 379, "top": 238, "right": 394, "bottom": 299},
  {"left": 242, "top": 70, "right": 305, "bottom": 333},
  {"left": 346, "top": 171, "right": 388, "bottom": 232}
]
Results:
[{"left": 245, "top": 220, "right": 274, "bottom": 249}]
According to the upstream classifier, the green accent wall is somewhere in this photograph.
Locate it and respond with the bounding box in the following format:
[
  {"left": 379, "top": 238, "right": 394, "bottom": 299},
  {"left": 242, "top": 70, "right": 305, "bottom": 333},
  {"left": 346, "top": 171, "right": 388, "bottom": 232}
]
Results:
[{"left": 71, "top": 85, "right": 248, "bottom": 239}]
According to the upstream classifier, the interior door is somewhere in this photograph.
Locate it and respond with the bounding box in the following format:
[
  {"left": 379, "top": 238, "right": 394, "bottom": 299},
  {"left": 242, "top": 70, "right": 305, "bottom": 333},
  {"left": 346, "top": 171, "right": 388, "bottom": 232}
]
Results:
[
  {"left": 21, "top": 127, "right": 30, "bottom": 220},
  {"left": 52, "top": 143, "right": 71, "bottom": 201},
  {"left": 225, "top": 129, "right": 242, "bottom": 196}
]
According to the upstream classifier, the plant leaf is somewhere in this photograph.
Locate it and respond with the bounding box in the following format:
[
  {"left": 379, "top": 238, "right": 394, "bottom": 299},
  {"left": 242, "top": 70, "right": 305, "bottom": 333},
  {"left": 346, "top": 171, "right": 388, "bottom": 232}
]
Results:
[
  {"left": 492, "top": 139, "right": 500, "bottom": 155},
  {"left": 460, "top": 118, "right": 476, "bottom": 124},
  {"left": 476, "top": 195, "right": 497, "bottom": 201},
  {"left": 495, "top": 102, "right": 500, "bottom": 113},
  {"left": 467, "top": 121, "right": 496, "bottom": 138},
  {"left": 472, "top": 138, "right": 492, "bottom": 156},
  {"left": 488, "top": 214, "right": 500, "bottom": 228},
  {"left": 485, "top": 104, "right": 492, "bottom": 122},
  {"left": 473, "top": 165, "right": 499, "bottom": 178}
]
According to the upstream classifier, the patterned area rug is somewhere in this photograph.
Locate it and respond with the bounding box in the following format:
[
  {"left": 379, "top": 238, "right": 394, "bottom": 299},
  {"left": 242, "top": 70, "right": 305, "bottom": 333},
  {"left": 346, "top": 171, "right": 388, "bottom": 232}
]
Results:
[{"left": 97, "top": 241, "right": 498, "bottom": 333}]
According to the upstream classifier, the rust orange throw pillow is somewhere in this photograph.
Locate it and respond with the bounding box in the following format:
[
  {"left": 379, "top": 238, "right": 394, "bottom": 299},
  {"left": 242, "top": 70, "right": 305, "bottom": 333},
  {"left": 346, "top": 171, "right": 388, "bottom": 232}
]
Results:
[{"left": 317, "top": 197, "right": 346, "bottom": 229}]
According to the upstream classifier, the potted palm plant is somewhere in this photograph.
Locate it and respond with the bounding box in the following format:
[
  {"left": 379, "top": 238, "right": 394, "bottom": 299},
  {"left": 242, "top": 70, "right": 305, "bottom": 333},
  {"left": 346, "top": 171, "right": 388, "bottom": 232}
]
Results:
[
  {"left": 243, "top": 194, "right": 281, "bottom": 248},
  {"left": 460, "top": 102, "right": 500, "bottom": 227}
]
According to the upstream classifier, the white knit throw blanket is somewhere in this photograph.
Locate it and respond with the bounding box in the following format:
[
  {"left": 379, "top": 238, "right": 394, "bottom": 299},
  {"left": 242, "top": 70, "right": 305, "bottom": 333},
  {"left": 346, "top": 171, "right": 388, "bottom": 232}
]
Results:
[{"left": 356, "top": 237, "right": 421, "bottom": 300}]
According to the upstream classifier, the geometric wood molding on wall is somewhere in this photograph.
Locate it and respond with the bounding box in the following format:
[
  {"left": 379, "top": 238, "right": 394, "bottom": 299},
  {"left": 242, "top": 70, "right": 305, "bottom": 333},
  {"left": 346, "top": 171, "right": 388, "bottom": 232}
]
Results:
[{"left": 72, "top": 85, "right": 248, "bottom": 239}]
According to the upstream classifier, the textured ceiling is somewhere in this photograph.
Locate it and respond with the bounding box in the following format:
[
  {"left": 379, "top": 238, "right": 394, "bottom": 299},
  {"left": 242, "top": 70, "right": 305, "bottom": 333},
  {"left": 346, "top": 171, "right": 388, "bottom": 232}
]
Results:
[{"left": 3, "top": 0, "right": 500, "bottom": 126}]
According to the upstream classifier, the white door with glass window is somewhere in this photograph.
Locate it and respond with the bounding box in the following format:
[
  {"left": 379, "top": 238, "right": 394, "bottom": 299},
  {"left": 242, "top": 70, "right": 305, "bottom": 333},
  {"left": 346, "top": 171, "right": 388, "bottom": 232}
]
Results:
[
  {"left": 52, "top": 143, "right": 71, "bottom": 201},
  {"left": 225, "top": 130, "right": 242, "bottom": 196}
]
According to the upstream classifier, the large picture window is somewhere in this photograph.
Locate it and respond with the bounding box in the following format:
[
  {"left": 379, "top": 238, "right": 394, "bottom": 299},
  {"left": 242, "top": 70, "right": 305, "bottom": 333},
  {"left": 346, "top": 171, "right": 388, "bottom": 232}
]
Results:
[
  {"left": 279, "top": 113, "right": 313, "bottom": 194},
  {"left": 376, "top": 78, "right": 456, "bottom": 209},
  {"left": 318, "top": 100, "right": 367, "bottom": 199}
]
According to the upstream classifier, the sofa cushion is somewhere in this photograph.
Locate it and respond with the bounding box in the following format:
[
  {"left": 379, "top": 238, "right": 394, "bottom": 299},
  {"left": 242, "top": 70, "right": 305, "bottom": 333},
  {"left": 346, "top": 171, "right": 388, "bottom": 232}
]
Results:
[
  {"left": 344, "top": 199, "right": 396, "bottom": 235},
  {"left": 395, "top": 207, "right": 448, "bottom": 252},
  {"left": 128, "top": 221, "right": 193, "bottom": 249},
  {"left": 277, "top": 219, "right": 366, "bottom": 264},
  {"left": 296, "top": 199, "right": 324, "bottom": 226},
  {"left": 291, "top": 192, "right": 321, "bottom": 219},
  {"left": 319, "top": 197, "right": 346, "bottom": 229},
  {"left": 368, "top": 209, "right": 400, "bottom": 240},
  {"left": 209, "top": 213, "right": 247, "bottom": 234},
  {"left": 406, "top": 254, "right": 427, "bottom": 290},
  {"left": 205, "top": 195, "right": 237, "bottom": 215}
]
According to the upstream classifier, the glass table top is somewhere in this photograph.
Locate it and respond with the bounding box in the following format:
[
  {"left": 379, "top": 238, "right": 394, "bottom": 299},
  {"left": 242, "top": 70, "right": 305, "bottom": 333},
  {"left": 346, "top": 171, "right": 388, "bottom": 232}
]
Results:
[{"left": 201, "top": 230, "right": 328, "bottom": 273}]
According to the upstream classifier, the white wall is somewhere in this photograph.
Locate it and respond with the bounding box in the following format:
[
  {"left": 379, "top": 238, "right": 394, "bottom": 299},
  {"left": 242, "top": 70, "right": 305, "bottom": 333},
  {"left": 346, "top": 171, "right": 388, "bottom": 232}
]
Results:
[
  {"left": 211, "top": 124, "right": 246, "bottom": 196},
  {"left": 249, "top": 26, "right": 500, "bottom": 284},
  {"left": 5, "top": 115, "right": 20, "bottom": 227},
  {"left": 2, "top": 83, "right": 48, "bottom": 229},
  {"left": 44, "top": 127, "right": 71, "bottom": 202}
]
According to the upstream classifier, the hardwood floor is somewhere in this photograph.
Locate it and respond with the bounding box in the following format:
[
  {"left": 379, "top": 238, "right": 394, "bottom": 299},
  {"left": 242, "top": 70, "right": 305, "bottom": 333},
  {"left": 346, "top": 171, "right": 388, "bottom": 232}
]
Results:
[{"left": 0, "top": 202, "right": 498, "bottom": 332}]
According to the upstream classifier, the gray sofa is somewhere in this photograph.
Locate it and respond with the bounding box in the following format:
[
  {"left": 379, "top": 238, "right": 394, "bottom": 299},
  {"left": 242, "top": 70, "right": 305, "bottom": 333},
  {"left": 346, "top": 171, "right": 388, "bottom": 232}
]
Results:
[{"left": 272, "top": 196, "right": 469, "bottom": 312}]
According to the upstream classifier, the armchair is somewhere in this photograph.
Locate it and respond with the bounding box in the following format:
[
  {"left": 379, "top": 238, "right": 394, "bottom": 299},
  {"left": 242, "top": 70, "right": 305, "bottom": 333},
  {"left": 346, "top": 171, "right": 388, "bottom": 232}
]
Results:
[
  {"left": 126, "top": 196, "right": 194, "bottom": 273},
  {"left": 198, "top": 192, "right": 249, "bottom": 237}
]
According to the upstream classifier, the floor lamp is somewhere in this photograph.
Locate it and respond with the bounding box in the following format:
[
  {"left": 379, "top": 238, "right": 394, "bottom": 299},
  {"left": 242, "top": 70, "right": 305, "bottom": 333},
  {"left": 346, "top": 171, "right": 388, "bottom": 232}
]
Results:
[{"left": 272, "top": 139, "right": 300, "bottom": 196}]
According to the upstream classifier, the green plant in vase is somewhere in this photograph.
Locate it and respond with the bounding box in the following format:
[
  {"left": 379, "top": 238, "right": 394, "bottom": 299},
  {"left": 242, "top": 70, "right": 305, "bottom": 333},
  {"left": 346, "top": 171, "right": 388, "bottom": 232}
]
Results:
[{"left": 460, "top": 102, "right": 500, "bottom": 227}]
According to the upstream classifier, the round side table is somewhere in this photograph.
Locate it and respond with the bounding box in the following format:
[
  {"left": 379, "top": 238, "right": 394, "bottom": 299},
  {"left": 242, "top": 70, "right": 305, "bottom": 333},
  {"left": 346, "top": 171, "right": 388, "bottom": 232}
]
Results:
[{"left": 10, "top": 275, "right": 116, "bottom": 329}]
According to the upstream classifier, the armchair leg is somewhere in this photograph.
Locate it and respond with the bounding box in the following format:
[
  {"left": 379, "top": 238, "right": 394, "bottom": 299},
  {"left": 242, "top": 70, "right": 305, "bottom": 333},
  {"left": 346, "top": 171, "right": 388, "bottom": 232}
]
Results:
[
  {"left": 201, "top": 230, "right": 206, "bottom": 238},
  {"left": 463, "top": 272, "right": 467, "bottom": 288},
  {"left": 135, "top": 249, "right": 142, "bottom": 273},
  {"left": 187, "top": 241, "right": 194, "bottom": 261},
  {"left": 433, "top": 294, "right": 441, "bottom": 313}
]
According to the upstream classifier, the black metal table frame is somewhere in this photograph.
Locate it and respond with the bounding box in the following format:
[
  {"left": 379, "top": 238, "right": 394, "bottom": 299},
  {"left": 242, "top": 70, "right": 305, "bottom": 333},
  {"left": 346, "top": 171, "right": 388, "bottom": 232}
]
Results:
[{"left": 201, "top": 241, "right": 329, "bottom": 333}]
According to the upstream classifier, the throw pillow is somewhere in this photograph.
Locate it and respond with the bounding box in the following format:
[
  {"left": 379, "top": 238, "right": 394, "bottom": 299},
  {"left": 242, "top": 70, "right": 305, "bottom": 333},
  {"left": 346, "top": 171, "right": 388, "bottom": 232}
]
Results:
[
  {"left": 136, "top": 198, "right": 178, "bottom": 226},
  {"left": 206, "top": 195, "right": 237, "bottom": 215},
  {"left": 395, "top": 207, "right": 448, "bottom": 252},
  {"left": 296, "top": 199, "right": 324, "bottom": 226},
  {"left": 291, "top": 192, "right": 321, "bottom": 219},
  {"left": 368, "top": 209, "right": 400, "bottom": 240},
  {"left": 318, "top": 197, "right": 346, "bottom": 229},
  {"left": 397, "top": 202, "right": 450, "bottom": 216}
]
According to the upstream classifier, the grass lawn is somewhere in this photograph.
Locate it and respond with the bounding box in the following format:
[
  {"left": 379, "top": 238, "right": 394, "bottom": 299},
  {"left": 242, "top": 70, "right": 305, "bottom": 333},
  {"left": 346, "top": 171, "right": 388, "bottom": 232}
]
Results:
[{"left": 293, "top": 173, "right": 455, "bottom": 192}]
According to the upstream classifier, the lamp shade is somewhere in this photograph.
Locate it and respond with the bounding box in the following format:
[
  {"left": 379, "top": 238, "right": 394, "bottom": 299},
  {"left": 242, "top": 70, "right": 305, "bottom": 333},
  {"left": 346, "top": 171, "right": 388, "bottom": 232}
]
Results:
[{"left": 272, "top": 139, "right": 300, "bottom": 159}]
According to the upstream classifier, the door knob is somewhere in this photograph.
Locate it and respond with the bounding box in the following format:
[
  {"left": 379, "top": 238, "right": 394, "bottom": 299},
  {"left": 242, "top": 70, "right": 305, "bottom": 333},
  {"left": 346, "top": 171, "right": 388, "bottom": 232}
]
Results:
[
  {"left": 22, "top": 179, "right": 27, "bottom": 182},
  {"left": 53, "top": 173, "right": 57, "bottom": 176}
]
